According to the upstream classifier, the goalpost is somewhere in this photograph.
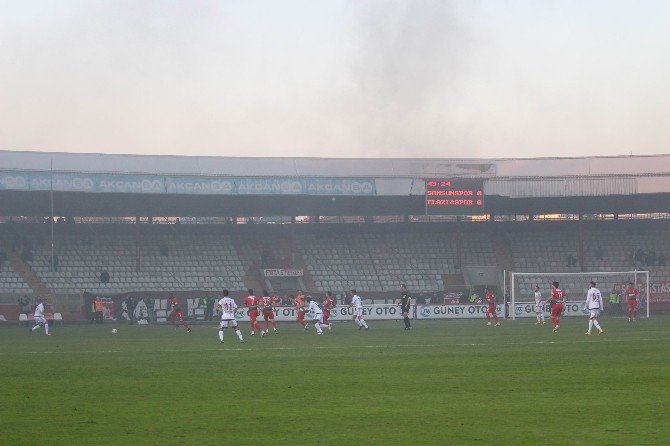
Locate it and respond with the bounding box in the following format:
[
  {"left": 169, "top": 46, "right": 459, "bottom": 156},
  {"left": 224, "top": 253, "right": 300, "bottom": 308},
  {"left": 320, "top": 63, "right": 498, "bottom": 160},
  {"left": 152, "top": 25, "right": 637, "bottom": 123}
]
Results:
[{"left": 506, "top": 270, "right": 650, "bottom": 320}]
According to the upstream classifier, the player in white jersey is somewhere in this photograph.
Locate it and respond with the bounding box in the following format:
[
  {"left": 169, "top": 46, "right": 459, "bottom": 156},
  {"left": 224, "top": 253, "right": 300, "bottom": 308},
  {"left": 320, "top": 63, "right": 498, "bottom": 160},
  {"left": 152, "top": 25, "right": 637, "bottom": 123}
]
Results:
[
  {"left": 583, "top": 281, "right": 605, "bottom": 336},
  {"left": 534, "top": 285, "right": 546, "bottom": 325},
  {"left": 307, "top": 297, "right": 329, "bottom": 334},
  {"left": 216, "top": 290, "right": 244, "bottom": 344},
  {"left": 349, "top": 289, "right": 369, "bottom": 330},
  {"left": 30, "top": 298, "right": 51, "bottom": 336}
]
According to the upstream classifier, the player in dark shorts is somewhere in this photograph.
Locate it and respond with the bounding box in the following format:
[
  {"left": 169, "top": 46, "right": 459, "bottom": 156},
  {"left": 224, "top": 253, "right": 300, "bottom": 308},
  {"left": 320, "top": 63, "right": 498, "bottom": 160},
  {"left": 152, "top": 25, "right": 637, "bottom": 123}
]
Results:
[{"left": 398, "top": 283, "right": 412, "bottom": 330}]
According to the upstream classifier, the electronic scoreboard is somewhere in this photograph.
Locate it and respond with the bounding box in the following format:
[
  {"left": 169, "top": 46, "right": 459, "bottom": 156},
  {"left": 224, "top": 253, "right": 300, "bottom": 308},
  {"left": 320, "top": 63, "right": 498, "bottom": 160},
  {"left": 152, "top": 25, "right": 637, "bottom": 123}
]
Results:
[{"left": 425, "top": 179, "right": 485, "bottom": 215}]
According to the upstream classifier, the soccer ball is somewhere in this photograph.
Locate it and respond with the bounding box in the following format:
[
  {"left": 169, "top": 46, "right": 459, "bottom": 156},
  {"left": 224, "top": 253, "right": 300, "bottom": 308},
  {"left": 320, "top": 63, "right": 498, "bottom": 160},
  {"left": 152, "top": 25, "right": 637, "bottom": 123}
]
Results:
[{"left": 111, "top": 328, "right": 118, "bottom": 334}]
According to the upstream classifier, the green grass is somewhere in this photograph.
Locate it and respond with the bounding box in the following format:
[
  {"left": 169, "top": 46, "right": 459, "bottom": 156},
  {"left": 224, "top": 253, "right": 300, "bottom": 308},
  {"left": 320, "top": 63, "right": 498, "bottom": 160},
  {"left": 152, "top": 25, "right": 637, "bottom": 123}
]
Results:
[{"left": 1, "top": 317, "right": 669, "bottom": 445}]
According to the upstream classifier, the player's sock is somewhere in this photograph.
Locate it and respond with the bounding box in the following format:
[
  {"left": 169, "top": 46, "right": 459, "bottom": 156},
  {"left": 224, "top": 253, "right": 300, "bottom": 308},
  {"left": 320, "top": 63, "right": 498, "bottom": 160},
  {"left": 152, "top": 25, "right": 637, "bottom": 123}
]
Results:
[
  {"left": 593, "top": 320, "right": 602, "bottom": 331},
  {"left": 44, "top": 323, "right": 49, "bottom": 335},
  {"left": 219, "top": 330, "right": 224, "bottom": 342},
  {"left": 404, "top": 316, "right": 411, "bottom": 328},
  {"left": 588, "top": 320, "right": 593, "bottom": 333},
  {"left": 552, "top": 317, "right": 558, "bottom": 326},
  {"left": 315, "top": 323, "right": 322, "bottom": 334},
  {"left": 236, "top": 329, "right": 243, "bottom": 341},
  {"left": 360, "top": 319, "right": 368, "bottom": 329},
  {"left": 486, "top": 313, "right": 491, "bottom": 322},
  {"left": 634, "top": 309, "right": 638, "bottom": 319},
  {"left": 272, "top": 321, "right": 277, "bottom": 329},
  {"left": 494, "top": 315, "right": 499, "bottom": 323},
  {"left": 31, "top": 324, "right": 40, "bottom": 332},
  {"left": 182, "top": 321, "right": 190, "bottom": 331},
  {"left": 541, "top": 314, "right": 545, "bottom": 322}
]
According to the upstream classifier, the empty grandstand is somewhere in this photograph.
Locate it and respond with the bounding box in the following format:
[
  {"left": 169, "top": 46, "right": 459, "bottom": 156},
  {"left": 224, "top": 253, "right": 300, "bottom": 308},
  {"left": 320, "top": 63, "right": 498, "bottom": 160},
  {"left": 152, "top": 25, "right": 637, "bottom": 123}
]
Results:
[{"left": 1, "top": 150, "right": 670, "bottom": 321}]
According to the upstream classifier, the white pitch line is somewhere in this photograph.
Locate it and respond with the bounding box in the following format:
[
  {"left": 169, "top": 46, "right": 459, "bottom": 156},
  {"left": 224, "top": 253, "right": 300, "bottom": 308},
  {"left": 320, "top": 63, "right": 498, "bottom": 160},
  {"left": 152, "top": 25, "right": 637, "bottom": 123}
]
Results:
[{"left": 3, "top": 337, "right": 669, "bottom": 356}]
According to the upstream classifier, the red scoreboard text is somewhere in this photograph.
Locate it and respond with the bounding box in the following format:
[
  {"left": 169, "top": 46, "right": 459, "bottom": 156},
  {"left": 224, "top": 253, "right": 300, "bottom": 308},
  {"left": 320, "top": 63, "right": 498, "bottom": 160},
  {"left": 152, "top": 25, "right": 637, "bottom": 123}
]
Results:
[{"left": 425, "top": 179, "right": 485, "bottom": 215}]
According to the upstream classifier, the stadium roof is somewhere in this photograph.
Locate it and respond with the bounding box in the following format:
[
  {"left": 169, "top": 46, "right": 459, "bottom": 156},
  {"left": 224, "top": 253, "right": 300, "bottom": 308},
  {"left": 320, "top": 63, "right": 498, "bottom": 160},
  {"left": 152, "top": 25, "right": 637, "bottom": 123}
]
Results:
[
  {"left": 1, "top": 150, "right": 670, "bottom": 217},
  {"left": 1, "top": 149, "right": 670, "bottom": 178}
]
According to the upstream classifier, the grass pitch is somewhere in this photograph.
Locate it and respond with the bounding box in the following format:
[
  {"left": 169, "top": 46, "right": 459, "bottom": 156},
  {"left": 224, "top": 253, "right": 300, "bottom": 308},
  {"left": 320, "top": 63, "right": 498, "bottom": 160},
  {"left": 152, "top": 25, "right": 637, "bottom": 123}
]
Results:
[{"left": 1, "top": 317, "right": 669, "bottom": 445}]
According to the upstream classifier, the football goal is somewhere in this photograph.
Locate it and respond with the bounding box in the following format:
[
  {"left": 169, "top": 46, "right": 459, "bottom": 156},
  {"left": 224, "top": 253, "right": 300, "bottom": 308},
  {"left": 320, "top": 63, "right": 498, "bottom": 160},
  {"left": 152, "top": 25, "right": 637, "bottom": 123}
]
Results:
[{"left": 505, "top": 270, "right": 650, "bottom": 320}]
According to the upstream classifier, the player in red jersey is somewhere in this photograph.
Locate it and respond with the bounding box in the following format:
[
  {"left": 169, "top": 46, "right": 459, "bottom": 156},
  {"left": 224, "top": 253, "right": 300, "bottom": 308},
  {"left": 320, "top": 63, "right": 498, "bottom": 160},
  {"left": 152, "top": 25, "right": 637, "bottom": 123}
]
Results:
[
  {"left": 625, "top": 282, "right": 639, "bottom": 322},
  {"left": 293, "top": 292, "right": 309, "bottom": 330},
  {"left": 244, "top": 288, "right": 264, "bottom": 336},
  {"left": 321, "top": 291, "right": 335, "bottom": 332},
  {"left": 484, "top": 287, "right": 500, "bottom": 326},
  {"left": 261, "top": 290, "right": 278, "bottom": 334},
  {"left": 167, "top": 294, "right": 191, "bottom": 332},
  {"left": 547, "top": 281, "right": 566, "bottom": 332}
]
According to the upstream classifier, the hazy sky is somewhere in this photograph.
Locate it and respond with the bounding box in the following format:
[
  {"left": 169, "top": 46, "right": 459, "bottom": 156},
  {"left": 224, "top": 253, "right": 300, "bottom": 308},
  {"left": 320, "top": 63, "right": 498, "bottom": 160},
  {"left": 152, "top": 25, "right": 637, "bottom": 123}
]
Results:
[{"left": 1, "top": 0, "right": 669, "bottom": 159}]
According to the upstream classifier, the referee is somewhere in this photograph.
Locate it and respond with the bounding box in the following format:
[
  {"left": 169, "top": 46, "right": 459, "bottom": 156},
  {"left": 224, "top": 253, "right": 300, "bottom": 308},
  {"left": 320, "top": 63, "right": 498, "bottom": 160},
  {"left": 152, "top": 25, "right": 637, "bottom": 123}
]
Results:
[{"left": 399, "top": 283, "right": 412, "bottom": 330}]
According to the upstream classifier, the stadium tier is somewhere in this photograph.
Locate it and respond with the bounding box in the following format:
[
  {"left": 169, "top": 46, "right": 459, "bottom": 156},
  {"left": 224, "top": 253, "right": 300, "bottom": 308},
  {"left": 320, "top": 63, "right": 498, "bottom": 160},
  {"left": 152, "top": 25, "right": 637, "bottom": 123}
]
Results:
[
  {"left": 1, "top": 220, "right": 669, "bottom": 298},
  {"left": 0, "top": 262, "right": 31, "bottom": 294},
  {"left": 506, "top": 221, "right": 670, "bottom": 300}
]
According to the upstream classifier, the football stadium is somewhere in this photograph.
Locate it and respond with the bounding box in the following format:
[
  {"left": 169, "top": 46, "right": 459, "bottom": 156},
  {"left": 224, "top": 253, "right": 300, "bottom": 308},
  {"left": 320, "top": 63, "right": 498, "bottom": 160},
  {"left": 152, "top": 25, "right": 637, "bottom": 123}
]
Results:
[{"left": 1, "top": 150, "right": 670, "bottom": 445}]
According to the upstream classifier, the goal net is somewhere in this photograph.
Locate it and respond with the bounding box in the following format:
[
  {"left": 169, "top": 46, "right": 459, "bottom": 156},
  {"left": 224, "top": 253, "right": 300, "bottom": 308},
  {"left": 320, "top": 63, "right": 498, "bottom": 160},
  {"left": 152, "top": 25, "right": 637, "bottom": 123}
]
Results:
[{"left": 506, "top": 270, "right": 650, "bottom": 320}]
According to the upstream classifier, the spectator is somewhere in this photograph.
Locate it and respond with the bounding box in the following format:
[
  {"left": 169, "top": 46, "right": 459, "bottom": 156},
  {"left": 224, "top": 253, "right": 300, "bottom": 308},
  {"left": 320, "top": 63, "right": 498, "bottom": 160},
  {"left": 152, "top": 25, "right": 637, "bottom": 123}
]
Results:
[
  {"left": 20, "top": 248, "right": 33, "bottom": 262},
  {"left": 646, "top": 251, "right": 657, "bottom": 267},
  {"left": 595, "top": 247, "right": 603, "bottom": 261},
  {"left": 17, "top": 295, "right": 31, "bottom": 323},
  {"left": 206, "top": 296, "right": 216, "bottom": 321},
  {"left": 125, "top": 296, "right": 135, "bottom": 322},
  {"left": 634, "top": 249, "right": 646, "bottom": 267},
  {"left": 567, "top": 254, "right": 577, "bottom": 267}
]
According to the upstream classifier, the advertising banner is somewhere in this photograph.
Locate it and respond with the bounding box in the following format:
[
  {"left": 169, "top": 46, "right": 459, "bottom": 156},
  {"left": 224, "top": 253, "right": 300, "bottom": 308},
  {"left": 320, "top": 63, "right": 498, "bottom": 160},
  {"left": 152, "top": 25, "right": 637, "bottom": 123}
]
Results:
[
  {"left": 649, "top": 282, "right": 670, "bottom": 302},
  {"left": 0, "top": 171, "right": 165, "bottom": 194},
  {"left": 0, "top": 171, "right": 377, "bottom": 196},
  {"left": 165, "top": 176, "right": 376, "bottom": 196},
  {"left": 508, "top": 301, "right": 587, "bottom": 318},
  {"left": 262, "top": 269, "right": 304, "bottom": 277},
  {"left": 416, "top": 304, "right": 504, "bottom": 320},
  {"left": 230, "top": 304, "right": 413, "bottom": 322}
]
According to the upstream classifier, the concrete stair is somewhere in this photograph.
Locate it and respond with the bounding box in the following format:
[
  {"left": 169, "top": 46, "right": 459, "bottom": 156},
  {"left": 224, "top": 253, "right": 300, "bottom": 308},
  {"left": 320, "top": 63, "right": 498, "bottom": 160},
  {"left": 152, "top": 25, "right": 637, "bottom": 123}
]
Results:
[{"left": 0, "top": 240, "right": 55, "bottom": 300}]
